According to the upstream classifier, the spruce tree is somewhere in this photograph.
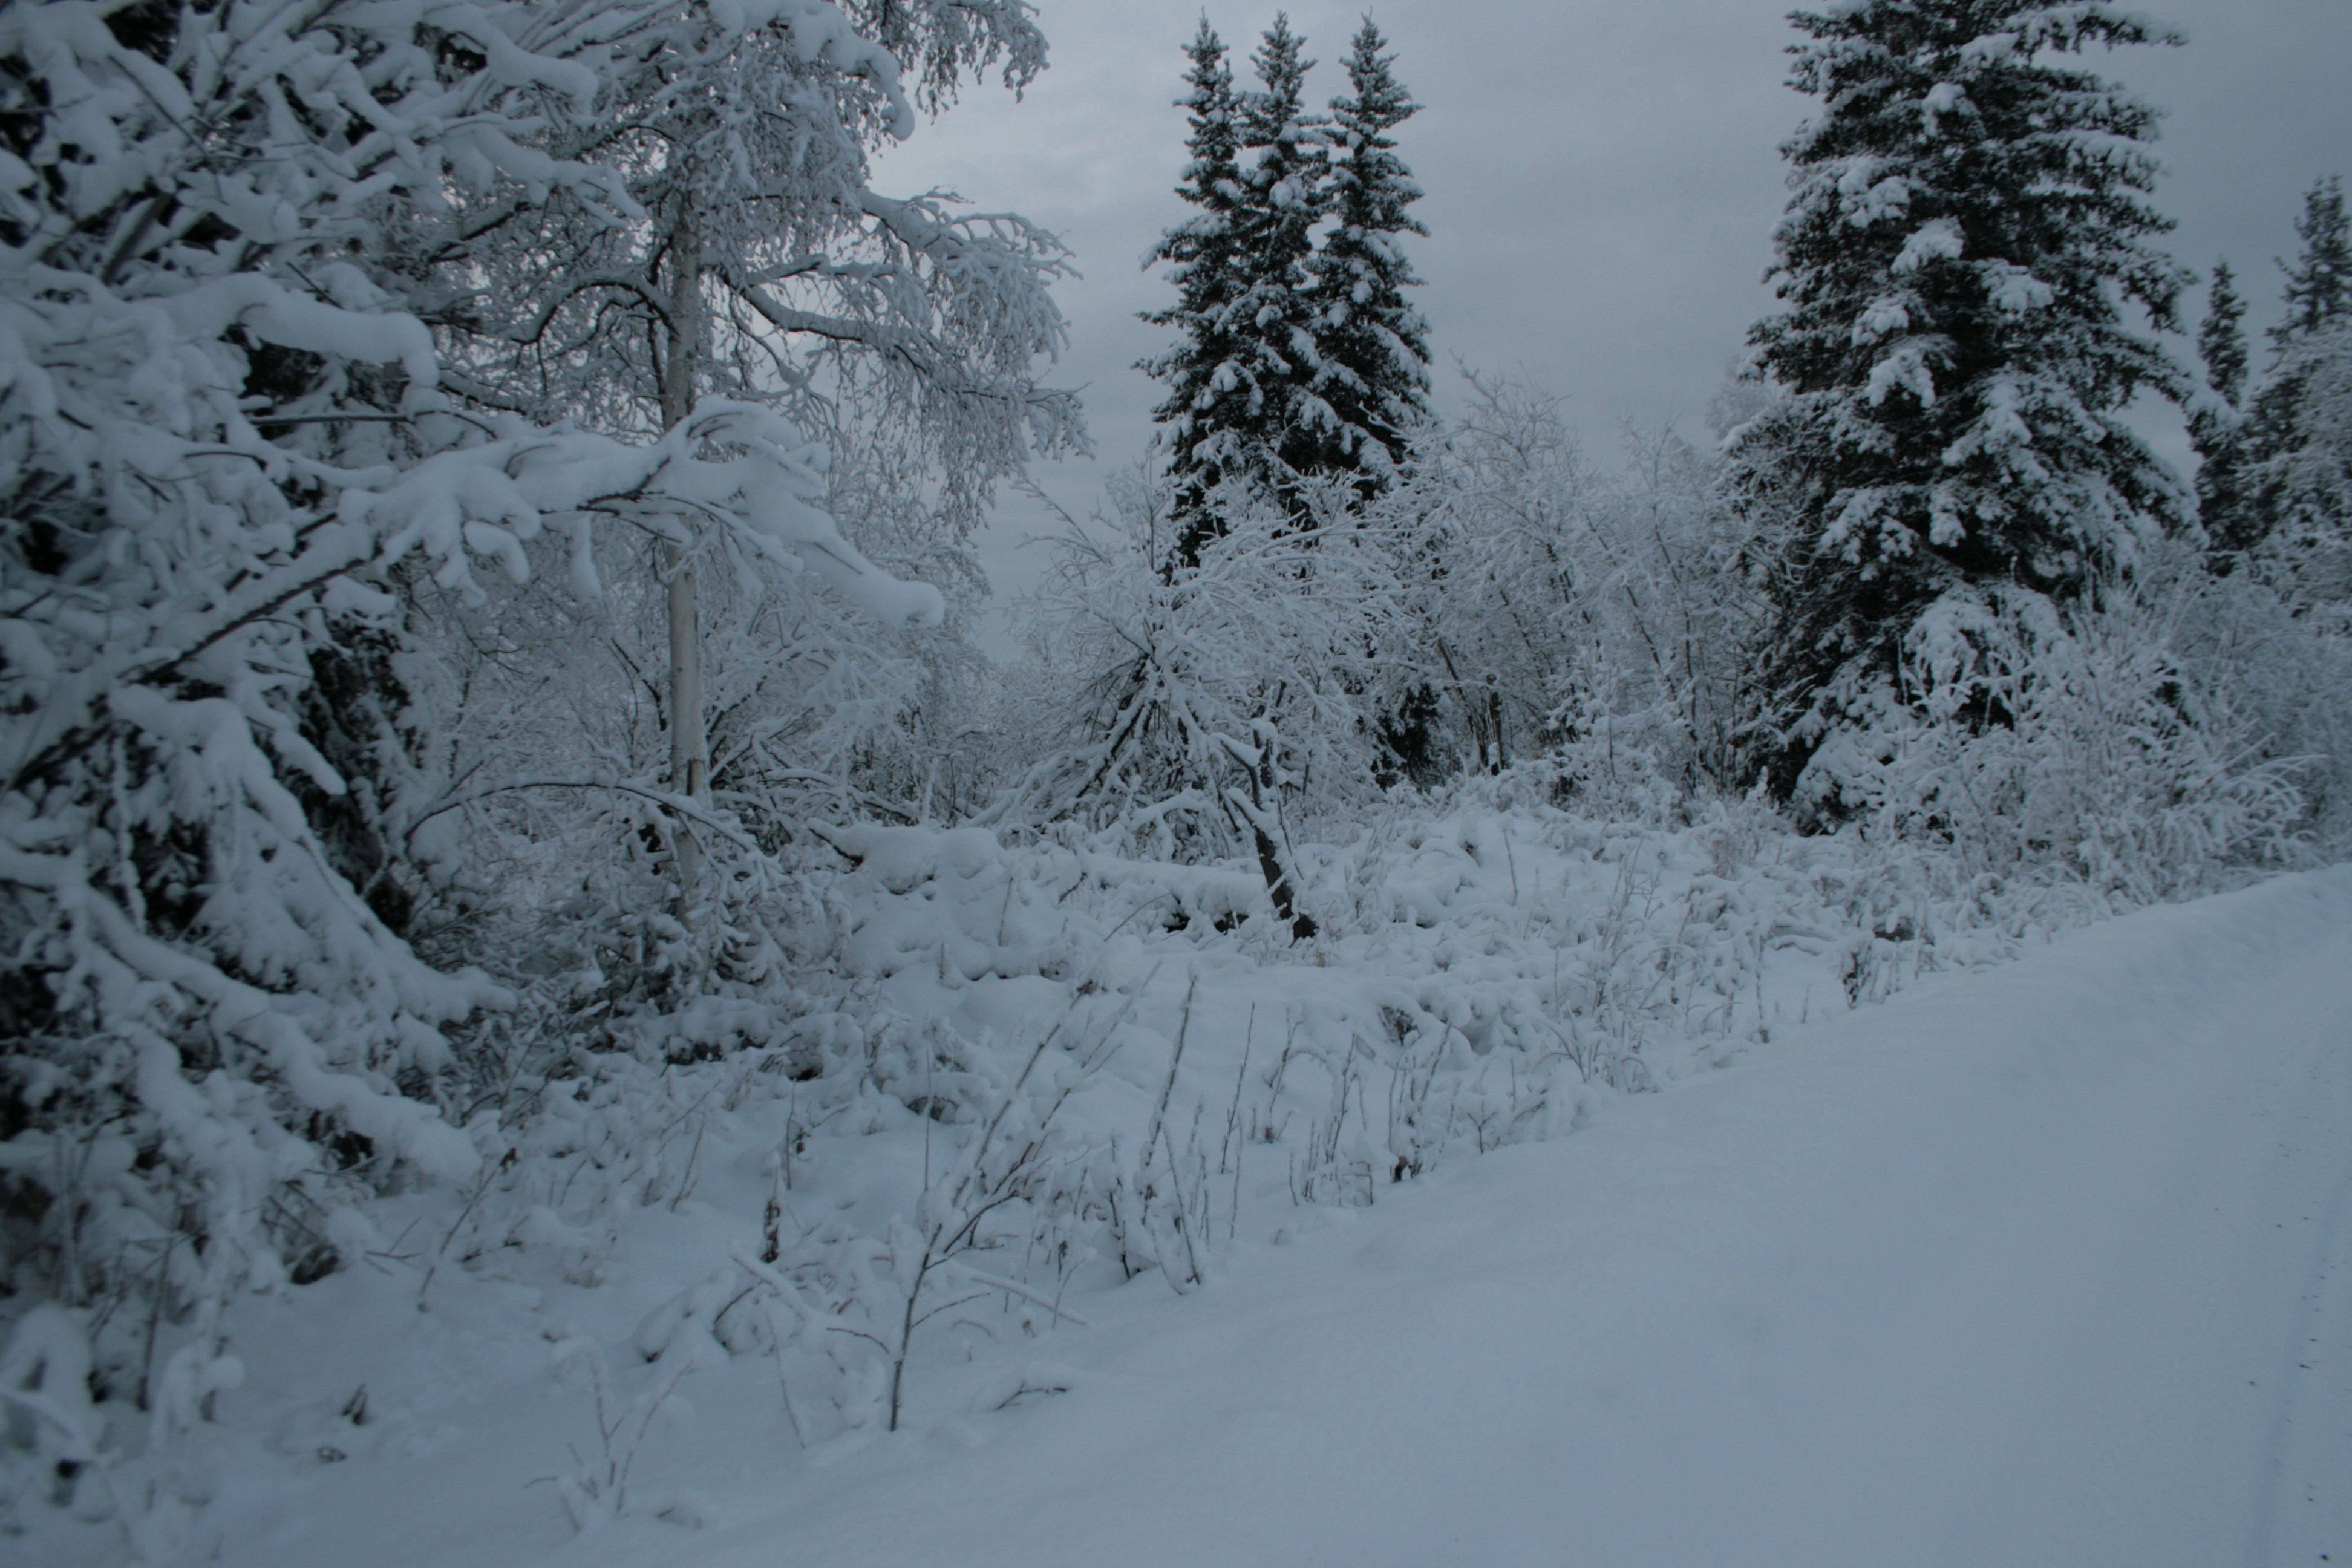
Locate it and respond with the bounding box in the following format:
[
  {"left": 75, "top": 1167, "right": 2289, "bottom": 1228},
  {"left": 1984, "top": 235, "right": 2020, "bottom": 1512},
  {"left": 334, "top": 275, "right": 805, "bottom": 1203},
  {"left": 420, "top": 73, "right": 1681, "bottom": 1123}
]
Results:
[
  {"left": 2240, "top": 176, "right": 2352, "bottom": 593},
  {"left": 1142, "top": 14, "right": 1336, "bottom": 562},
  {"left": 1139, "top": 21, "right": 1252, "bottom": 562},
  {"left": 2272, "top": 176, "right": 2351, "bottom": 348},
  {"left": 1724, "top": 1, "right": 2192, "bottom": 799},
  {"left": 1228, "top": 13, "right": 1333, "bottom": 505},
  {"left": 2198, "top": 261, "right": 2252, "bottom": 408},
  {"left": 2193, "top": 260, "right": 2254, "bottom": 552},
  {"left": 1307, "top": 16, "right": 1434, "bottom": 500}
]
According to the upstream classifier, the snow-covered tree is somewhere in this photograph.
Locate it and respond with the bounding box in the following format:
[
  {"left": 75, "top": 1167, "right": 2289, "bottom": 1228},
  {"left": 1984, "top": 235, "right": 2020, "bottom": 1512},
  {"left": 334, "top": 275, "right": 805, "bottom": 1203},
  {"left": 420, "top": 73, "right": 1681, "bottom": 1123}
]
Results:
[
  {"left": 1227, "top": 14, "right": 1332, "bottom": 502},
  {"left": 2192, "top": 260, "right": 2253, "bottom": 553},
  {"left": 1723, "top": 1, "right": 2192, "bottom": 800},
  {"left": 1, "top": 0, "right": 555, "bottom": 1328},
  {"left": 0, "top": 0, "right": 1073, "bottom": 1348},
  {"left": 418, "top": 0, "right": 1079, "bottom": 909},
  {"left": 2237, "top": 177, "right": 2352, "bottom": 599},
  {"left": 432, "top": 2, "right": 1079, "bottom": 526},
  {"left": 2270, "top": 175, "right": 2351, "bottom": 350},
  {"left": 1142, "top": 13, "right": 1341, "bottom": 563},
  {"left": 1305, "top": 17, "right": 1432, "bottom": 500},
  {"left": 1139, "top": 21, "right": 1254, "bottom": 566},
  {"left": 1143, "top": 15, "right": 1432, "bottom": 554}
]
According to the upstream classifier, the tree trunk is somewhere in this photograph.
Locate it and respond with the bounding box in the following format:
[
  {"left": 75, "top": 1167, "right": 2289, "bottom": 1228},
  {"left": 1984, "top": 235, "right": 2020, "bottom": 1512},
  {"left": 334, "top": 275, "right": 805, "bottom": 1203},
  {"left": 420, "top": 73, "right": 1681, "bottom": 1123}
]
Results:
[
  {"left": 662, "top": 212, "right": 707, "bottom": 921},
  {"left": 1218, "top": 733, "right": 1316, "bottom": 942}
]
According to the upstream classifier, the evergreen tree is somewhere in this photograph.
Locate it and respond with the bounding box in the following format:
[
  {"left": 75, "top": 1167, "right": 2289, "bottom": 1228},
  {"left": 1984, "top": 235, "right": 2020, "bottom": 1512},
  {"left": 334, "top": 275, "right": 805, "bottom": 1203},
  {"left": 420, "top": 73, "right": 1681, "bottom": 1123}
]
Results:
[
  {"left": 1307, "top": 16, "right": 1433, "bottom": 499},
  {"left": 1141, "top": 15, "right": 1339, "bottom": 563},
  {"left": 1230, "top": 15, "right": 1332, "bottom": 495},
  {"left": 2194, "top": 260, "right": 2254, "bottom": 552},
  {"left": 1723, "top": 1, "right": 2192, "bottom": 800},
  {"left": 2271, "top": 175, "right": 2351, "bottom": 349},
  {"left": 1138, "top": 21, "right": 1253, "bottom": 563},
  {"left": 2199, "top": 260, "right": 2252, "bottom": 407},
  {"left": 2239, "top": 177, "right": 2352, "bottom": 595}
]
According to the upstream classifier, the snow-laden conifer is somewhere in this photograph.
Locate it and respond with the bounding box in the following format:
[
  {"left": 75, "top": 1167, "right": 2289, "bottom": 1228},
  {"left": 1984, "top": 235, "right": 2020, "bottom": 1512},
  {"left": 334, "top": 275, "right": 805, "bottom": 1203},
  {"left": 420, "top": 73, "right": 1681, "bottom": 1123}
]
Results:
[
  {"left": 1143, "top": 14, "right": 1431, "bottom": 549},
  {"left": 1227, "top": 15, "right": 1333, "bottom": 498},
  {"left": 1139, "top": 21, "right": 1254, "bottom": 564},
  {"left": 1305, "top": 17, "right": 1432, "bottom": 500},
  {"left": 1724, "top": 1, "right": 2192, "bottom": 799},
  {"left": 1142, "top": 14, "right": 1337, "bottom": 563},
  {"left": 2271, "top": 176, "right": 2352, "bottom": 350},
  {"left": 2192, "top": 260, "right": 2253, "bottom": 552},
  {"left": 2238, "top": 177, "right": 2352, "bottom": 598}
]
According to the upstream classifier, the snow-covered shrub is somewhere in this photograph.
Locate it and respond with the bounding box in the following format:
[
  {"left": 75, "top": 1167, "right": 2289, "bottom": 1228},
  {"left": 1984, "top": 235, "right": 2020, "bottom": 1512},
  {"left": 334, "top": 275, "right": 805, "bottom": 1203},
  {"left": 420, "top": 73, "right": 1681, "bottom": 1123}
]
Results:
[
  {"left": 542, "top": 1333, "right": 696, "bottom": 1531},
  {"left": 1796, "top": 580, "right": 2311, "bottom": 903},
  {"left": 1378, "top": 374, "right": 1763, "bottom": 796},
  {"left": 377, "top": 524, "right": 927, "bottom": 1005},
  {"left": 1006, "top": 377, "right": 1761, "bottom": 842},
  {"left": 998, "top": 471, "right": 1409, "bottom": 936},
  {"left": 2155, "top": 551, "right": 2352, "bottom": 856},
  {"left": 745, "top": 990, "right": 1135, "bottom": 1432}
]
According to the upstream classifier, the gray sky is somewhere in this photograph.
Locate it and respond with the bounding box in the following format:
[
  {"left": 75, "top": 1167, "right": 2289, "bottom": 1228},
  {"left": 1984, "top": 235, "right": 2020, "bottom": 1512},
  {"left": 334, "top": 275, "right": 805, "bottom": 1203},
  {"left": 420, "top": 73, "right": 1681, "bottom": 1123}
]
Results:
[{"left": 872, "top": 1, "right": 2352, "bottom": 645}]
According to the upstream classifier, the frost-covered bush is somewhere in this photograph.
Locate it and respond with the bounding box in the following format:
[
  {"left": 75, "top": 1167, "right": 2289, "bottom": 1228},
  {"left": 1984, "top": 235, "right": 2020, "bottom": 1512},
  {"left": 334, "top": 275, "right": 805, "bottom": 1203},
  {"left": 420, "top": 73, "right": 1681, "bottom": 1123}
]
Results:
[
  {"left": 2156, "top": 551, "right": 2352, "bottom": 856},
  {"left": 1004, "top": 377, "right": 1763, "bottom": 845},
  {"left": 1794, "top": 578, "right": 2313, "bottom": 903},
  {"left": 378, "top": 518, "right": 936, "bottom": 1005},
  {"left": 1376, "top": 375, "right": 1762, "bottom": 796},
  {"left": 997, "top": 471, "right": 1408, "bottom": 935}
]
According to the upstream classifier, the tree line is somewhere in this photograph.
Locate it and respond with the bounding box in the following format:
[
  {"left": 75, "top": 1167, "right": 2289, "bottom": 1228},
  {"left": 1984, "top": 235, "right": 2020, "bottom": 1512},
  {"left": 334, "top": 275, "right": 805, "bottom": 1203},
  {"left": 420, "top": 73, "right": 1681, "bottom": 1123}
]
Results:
[
  {"left": 1108, "top": 5, "right": 2350, "bottom": 827},
  {"left": 0, "top": 0, "right": 2345, "bottom": 1399}
]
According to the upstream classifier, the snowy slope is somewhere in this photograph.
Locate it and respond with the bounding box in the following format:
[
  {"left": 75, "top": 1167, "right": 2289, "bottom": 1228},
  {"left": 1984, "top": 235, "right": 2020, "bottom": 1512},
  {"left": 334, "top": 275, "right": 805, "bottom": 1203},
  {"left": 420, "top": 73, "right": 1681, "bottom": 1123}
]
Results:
[{"left": 189, "top": 865, "right": 2352, "bottom": 1568}]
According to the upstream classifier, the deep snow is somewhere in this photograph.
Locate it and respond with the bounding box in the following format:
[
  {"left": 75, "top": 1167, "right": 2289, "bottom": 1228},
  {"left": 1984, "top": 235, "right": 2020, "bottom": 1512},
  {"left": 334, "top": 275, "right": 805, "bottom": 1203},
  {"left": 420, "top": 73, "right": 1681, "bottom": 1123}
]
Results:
[{"left": 159, "top": 865, "right": 2352, "bottom": 1568}]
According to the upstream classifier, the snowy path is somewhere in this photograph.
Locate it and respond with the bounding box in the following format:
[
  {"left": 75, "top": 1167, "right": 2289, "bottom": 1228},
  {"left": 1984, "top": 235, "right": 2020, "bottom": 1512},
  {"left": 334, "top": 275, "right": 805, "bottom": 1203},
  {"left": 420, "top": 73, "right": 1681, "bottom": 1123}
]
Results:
[
  {"left": 237, "top": 870, "right": 2352, "bottom": 1568},
  {"left": 658, "top": 869, "right": 2352, "bottom": 1568}
]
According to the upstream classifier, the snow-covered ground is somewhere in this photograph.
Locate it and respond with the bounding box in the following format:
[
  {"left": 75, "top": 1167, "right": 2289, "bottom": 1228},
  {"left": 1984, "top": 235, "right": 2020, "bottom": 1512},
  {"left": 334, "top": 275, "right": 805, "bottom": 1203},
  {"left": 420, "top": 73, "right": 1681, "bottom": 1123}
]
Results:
[{"left": 116, "top": 864, "right": 2347, "bottom": 1567}]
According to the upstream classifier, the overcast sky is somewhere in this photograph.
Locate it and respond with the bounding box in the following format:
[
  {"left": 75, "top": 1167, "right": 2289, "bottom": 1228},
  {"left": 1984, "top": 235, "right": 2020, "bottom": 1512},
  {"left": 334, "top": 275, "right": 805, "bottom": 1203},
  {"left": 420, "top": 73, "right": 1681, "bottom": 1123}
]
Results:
[{"left": 871, "top": 0, "right": 2352, "bottom": 644}]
